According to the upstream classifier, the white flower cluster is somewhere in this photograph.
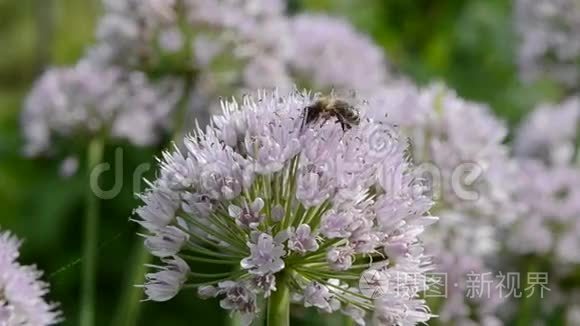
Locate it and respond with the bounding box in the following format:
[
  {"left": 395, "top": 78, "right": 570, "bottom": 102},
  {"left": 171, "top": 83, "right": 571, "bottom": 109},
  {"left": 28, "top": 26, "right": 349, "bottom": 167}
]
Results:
[
  {"left": 24, "top": 0, "right": 399, "bottom": 160},
  {"left": 0, "top": 230, "right": 60, "bottom": 326},
  {"left": 508, "top": 97, "right": 580, "bottom": 262},
  {"left": 371, "top": 82, "right": 513, "bottom": 219},
  {"left": 508, "top": 160, "right": 580, "bottom": 262},
  {"left": 92, "top": 0, "right": 292, "bottom": 91},
  {"left": 369, "top": 82, "right": 511, "bottom": 324},
  {"left": 90, "top": 0, "right": 181, "bottom": 66},
  {"left": 136, "top": 90, "right": 437, "bottom": 325},
  {"left": 288, "top": 14, "right": 390, "bottom": 93},
  {"left": 92, "top": 1, "right": 392, "bottom": 93},
  {"left": 515, "top": 0, "right": 580, "bottom": 88},
  {"left": 515, "top": 96, "right": 580, "bottom": 165},
  {"left": 187, "top": 0, "right": 292, "bottom": 91},
  {"left": 491, "top": 94, "right": 580, "bottom": 321},
  {"left": 23, "top": 60, "right": 182, "bottom": 156}
]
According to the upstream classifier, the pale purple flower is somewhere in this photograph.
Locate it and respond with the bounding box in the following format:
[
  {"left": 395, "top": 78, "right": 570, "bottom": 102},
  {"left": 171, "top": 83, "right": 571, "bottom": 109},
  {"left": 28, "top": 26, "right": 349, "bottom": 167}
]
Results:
[
  {"left": 327, "top": 246, "right": 355, "bottom": 271},
  {"left": 507, "top": 160, "right": 580, "bottom": 262},
  {"left": 240, "top": 233, "right": 285, "bottom": 275},
  {"left": 343, "top": 304, "right": 367, "bottom": 326},
  {"left": 87, "top": 0, "right": 293, "bottom": 120},
  {"left": 370, "top": 82, "right": 511, "bottom": 324},
  {"left": 369, "top": 261, "right": 434, "bottom": 325},
  {"left": 289, "top": 14, "right": 389, "bottom": 93},
  {"left": 502, "top": 140, "right": 580, "bottom": 321},
  {"left": 271, "top": 204, "right": 285, "bottom": 222},
  {"left": 374, "top": 297, "right": 432, "bottom": 326},
  {"left": 508, "top": 213, "right": 553, "bottom": 256},
  {"left": 158, "top": 27, "right": 183, "bottom": 53},
  {"left": 303, "top": 282, "right": 340, "bottom": 313},
  {"left": 182, "top": 192, "right": 213, "bottom": 218},
  {"left": 250, "top": 274, "right": 277, "bottom": 298},
  {"left": 186, "top": 0, "right": 292, "bottom": 98},
  {"left": 136, "top": 90, "right": 437, "bottom": 325},
  {"left": 228, "top": 198, "right": 265, "bottom": 229},
  {"left": 143, "top": 256, "right": 190, "bottom": 302},
  {"left": 287, "top": 224, "right": 318, "bottom": 254},
  {"left": 22, "top": 60, "right": 182, "bottom": 156},
  {"left": 371, "top": 83, "right": 510, "bottom": 212},
  {"left": 144, "top": 226, "right": 189, "bottom": 257},
  {"left": 515, "top": 96, "right": 580, "bottom": 164},
  {"left": 515, "top": 0, "right": 580, "bottom": 88},
  {"left": 216, "top": 281, "right": 257, "bottom": 326},
  {"left": 556, "top": 225, "right": 580, "bottom": 264},
  {"left": 92, "top": 0, "right": 180, "bottom": 65},
  {"left": 197, "top": 285, "right": 217, "bottom": 299},
  {"left": 134, "top": 184, "right": 180, "bottom": 230},
  {"left": 0, "top": 230, "right": 61, "bottom": 325},
  {"left": 320, "top": 209, "right": 354, "bottom": 238},
  {"left": 434, "top": 253, "right": 503, "bottom": 325},
  {"left": 295, "top": 163, "right": 334, "bottom": 207}
]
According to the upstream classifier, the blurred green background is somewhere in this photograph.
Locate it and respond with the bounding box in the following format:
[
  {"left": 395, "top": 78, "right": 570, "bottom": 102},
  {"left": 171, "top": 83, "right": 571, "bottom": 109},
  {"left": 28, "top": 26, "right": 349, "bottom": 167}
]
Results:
[{"left": 0, "top": 0, "right": 563, "bottom": 325}]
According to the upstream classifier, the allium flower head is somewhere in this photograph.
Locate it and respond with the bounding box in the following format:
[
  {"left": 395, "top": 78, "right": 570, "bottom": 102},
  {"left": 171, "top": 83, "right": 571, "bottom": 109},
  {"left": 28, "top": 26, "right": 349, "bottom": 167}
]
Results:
[
  {"left": 371, "top": 83, "right": 509, "bottom": 213},
  {"left": 91, "top": 0, "right": 176, "bottom": 66},
  {"left": 188, "top": 0, "right": 293, "bottom": 95},
  {"left": 508, "top": 159, "right": 580, "bottom": 261},
  {"left": 515, "top": 96, "right": 580, "bottom": 165},
  {"left": 370, "top": 82, "right": 512, "bottom": 324},
  {"left": 500, "top": 155, "right": 580, "bottom": 321},
  {"left": 136, "top": 89, "right": 437, "bottom": 325},
  {"left": 92, "top": 0, "right": 292, "bottom": 92},
  {"left": 22, "top": 60, "right": 182, "bottom": 156},
  {"left": 0, "top": 230, "right": 60, "bottom": 325},
  {"left": 289, "top": 14, "right": 389, "bottom": 93},
  {"left": 515, "top": 0, "right": 580, "bottom": 88}
]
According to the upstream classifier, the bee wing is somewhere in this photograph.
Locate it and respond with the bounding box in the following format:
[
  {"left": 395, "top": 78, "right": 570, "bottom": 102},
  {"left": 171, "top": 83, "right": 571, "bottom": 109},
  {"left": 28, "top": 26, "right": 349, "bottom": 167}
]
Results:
[
  {"left": 404, "top": 137, "right": 415, "bottom": 164},
  {"left": 300, "top": 106, "right": 310, "bottom": 131}
]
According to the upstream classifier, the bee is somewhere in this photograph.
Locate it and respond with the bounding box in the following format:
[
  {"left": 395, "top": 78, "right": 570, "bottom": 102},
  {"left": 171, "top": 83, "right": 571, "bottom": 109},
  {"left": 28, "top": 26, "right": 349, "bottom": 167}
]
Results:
[{"left": 301, "top": 97, "right": 361, "bottom": 132}]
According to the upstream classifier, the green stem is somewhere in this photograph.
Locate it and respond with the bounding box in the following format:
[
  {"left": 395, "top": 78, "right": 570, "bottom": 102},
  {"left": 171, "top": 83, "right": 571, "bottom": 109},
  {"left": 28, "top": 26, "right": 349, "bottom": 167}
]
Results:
[
  {"left": 111, "top": 242, "right": 151, "bottom": 326},
  {"left": 171, "top": 74, "right": 194, "bottom": 145},
  {"left": 111, "top": 71, "right": 196, "bottom": 326},
  {"left": 341, "top": 316, "right": 354, "bottom": 326},
  {"left": 516, "top": 257, "right": 541, "bottom": 326},
  {"left": 267, "top": 274, "right": 291, "bottom": 326},
  {"left": 80, "top": 137, "right": 104, "bottom": 326},
  {"left": 227, "top": 314, "right": 244, "bottom": 326}
]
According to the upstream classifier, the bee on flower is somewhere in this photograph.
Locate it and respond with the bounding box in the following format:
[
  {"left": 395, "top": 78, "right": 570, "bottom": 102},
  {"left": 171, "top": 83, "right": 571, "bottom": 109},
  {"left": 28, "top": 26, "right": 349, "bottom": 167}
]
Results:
[{"left": 135, "top": 89, "right": 437, "bottom": 325}]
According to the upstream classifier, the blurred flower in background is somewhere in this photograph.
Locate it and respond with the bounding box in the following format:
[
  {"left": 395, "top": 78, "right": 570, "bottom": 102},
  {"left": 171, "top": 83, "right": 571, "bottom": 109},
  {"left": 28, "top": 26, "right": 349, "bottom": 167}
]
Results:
[
  {"left": 288, "top": 14, "right": 390, "bottom": 93},
  {"left": 22, "top": 60, "right": 182, "bottom": 158},
  {"left": 0, "top": 230, "right": 60, "bottom": 325},
  {"left": 514, "top": 96, "right": 580, "bottom": 165},
  {"left": 370, "top": 83, "right": 512, "bottom": 325},
  {"left": 515, "top": 0, "right": 580, "bottom": 90},
  {"left": 500, "top": 99, "right": 580, "bottom": 321}
]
